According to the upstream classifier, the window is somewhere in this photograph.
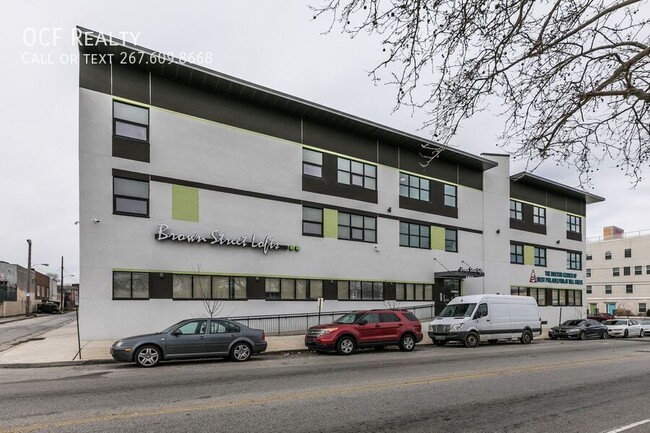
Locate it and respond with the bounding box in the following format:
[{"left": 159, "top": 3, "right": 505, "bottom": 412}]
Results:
[
  {"left": 605, "top": 285, "right": 612, "bottom": 294},
  {"left": 613, "top": 267, "right": 620, "bottom": 277},
  {"left": 210, "top": 320, "right": 240, "bottom": 334},
  {"left": 624, "top": 266, "right": 630, "bottom": 276},
  {"left": 396, "top": 283, "right": 433, "bottom": 301},
  {"left": 113, "top": 101, "right": 149, "bottom": 141},
  {"left": 445, "top": 229, "right": 458, "bottom": 252},
  {"left": 529, "top": 288, "right": 546, "bottom": 306},
  {"left": 399, "top": 173, "right": 430, "bottom": 201},
  {"left": 567, "top": 215, "right": 581, "bottom": 233},
  {"left": 624, "top": 248, "right": 632, "bottom": 258},
  {"left": 444, "top": 184, "right": 457, "bottom": 207},
  {"left": 510, "top": 244, "right": 524, "bottom": 264},
  {"left": 586, "top": 253, "right": 592, "bottom": 261},
  {"left": 113, "top": 177, "right": 149, "bottom": 217},
  {"left": 605, "top": 251, "right": 612, "bottom": 260},
  {"left": 399, "top": 222, "right": 430, "bottom": 249},
  {"left": 337, "top": 281, "right": 383, "bottom": 300},
  {"left": 302, "top": 149, "right": 323, "bottom": 177},
  {"left": 511, "top": 287, "right": 528, "bottom": 296},
  {"left": 338, "top": 212, "right": 376, "bottom": 243},
  {"left": 534, "top": 247, "right": 547, "bottom": 267},
  {"left": 647, "top": 265, "right": 650, "bottom": 274},
  {"left": 626, "top": 284, "right": 633, "bottom": 294},
  {"left": 635, "top": 265, "right": 642, "bottom": 275},
  {"left": 112, "top": 271, "right": 149, "bottom": 299},
  {"left": 338, "top": 157, "right": 376, "bottom": 190},
  {"left": 175, "top": 320, "right": 206, "bottom": 335},
  {"left": 379, "top": 312, "right": 401, "bottom": 323},
  {"left": 586, "top": 285, "right": 592, "bottom": 294},
  {"left": 533, "top": 206, "right": 546, "bottom": 225},
  {"left": 640, "top": 303, "right": 647, "bottom": 314},
  {"left": 211, "top": 276, "right": 246, "bottom": 299},
  {"left": 586, "top": 268, "right": 591, "bottom": 277},
  {"left": 265, "top": 278, "right": 322, "bottom": 300},
  {"left": 302, "top": 207, "right": 323, "bottom": 236},
  {"left": 510, "top": 200, "right": 523, "bottom": 220},
  {"left": 173, "top": 275, "right": 246, "bottom": 299},
  {"left": 567, "top": 252, "right": 582, "bottom": 270}
]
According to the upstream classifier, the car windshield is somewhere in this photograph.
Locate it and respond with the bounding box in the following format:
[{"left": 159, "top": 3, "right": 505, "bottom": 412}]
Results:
[
  {"left": 605, "top": 320, "right": 627, "bottom": 325},
  {"left": 438, "top": 303, "right": 477, "bottom": 318},
  {"left": 334, "top": 312, "right": 366, "bottom": 324},
  {"left": 561, "top": 320, "right": 584, "bottom": 326}
]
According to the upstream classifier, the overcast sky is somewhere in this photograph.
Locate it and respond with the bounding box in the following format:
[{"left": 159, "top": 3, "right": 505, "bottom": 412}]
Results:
[{"left": 2, "top": 1, "right": 648, "bottom": 284}]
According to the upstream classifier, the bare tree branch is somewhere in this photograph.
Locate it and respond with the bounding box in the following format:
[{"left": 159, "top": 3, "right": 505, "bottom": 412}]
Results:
[{"left": 311, "top": 0, "right": 650, "bottom": 185}]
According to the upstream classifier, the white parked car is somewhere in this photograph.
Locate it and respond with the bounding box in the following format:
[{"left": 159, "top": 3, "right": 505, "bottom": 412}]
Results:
[
  {"left": 604, "top": 319, "right": 644, "bottom": 338},
  {"left": 638, "top": 319, "right": 650, "bottom": 335}
]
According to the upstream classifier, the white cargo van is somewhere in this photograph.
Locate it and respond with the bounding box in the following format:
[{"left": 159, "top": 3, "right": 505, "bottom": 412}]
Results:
[{"left": 428, "top": 294, "right": 541, "bottom": 348}]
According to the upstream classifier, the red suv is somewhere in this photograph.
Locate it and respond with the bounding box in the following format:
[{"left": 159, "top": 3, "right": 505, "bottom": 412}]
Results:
[{"left": 305, "top": 309, "right": 423, "bottom": 355}]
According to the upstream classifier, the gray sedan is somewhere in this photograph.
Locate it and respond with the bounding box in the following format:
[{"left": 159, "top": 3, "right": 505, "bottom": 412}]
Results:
[{"left": 111, "top": 318, "right": 267, "bottom": 367}]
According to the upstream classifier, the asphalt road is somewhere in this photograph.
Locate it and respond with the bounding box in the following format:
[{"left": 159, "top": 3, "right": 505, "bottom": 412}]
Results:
[
  {"left": 0, "top": 314, "right": 75, "bottom": 353},
  {"left": 0, "top": 337, "right": 649, "bottom": 433}
]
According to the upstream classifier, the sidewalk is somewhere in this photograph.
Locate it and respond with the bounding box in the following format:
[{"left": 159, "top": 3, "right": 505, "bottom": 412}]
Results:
[{"left": 0, "top": 320, "right": 309, "bottom": 368}]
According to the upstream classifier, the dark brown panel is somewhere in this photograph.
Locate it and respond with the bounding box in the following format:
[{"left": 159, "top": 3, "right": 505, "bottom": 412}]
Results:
[
  {"left": 399, "top": 197, "right": 458, "bottom": 219},
  {"left": 151, "top": 75, "right": 301, "bottom": 144},
  {"left": 149, "top": 272, "right": 172, "bottom": 299},
  {"left": 79, "top": 60, "right": 111, "bottom": 94},
  {"left": 112, "top": 136, "right": 150, "bottom": 162},
  {"left": 246, "top": 277, "right": 265, "bottom": 299},
  {"left": 510, "top": 182, "right": 548, "bottom": 206},
  {"left": 546, "top": 193, "right": 566, "bottom": 212},
  {"left": 458, "top": 165, "right": 483, "bottom": 190},
  {"left": 400, "top": 149, "right": 457, "bottom": 184},
  {"left": 567, "top": 230, "right": 583, "bottom": 242},
  {"left": 302, "top": 153, "right": 378, "bottom": 204},
  {"left": 378, "top": 141, "right": 398, "bottom": 167},
  {"left": 323, "top": 280, "right": 338, "bottom": 300},
  {"left": 302, "top": 119, "right": 377, "bottom": 161},
  {"left": 384, "top": 282, "right": 396, "bottom": 301},
  {"left": 112, "top": 63, "right": 150, "bottom": 104},
  {"left": 566, "top": 197, "right": 585, "bottom": 216}
]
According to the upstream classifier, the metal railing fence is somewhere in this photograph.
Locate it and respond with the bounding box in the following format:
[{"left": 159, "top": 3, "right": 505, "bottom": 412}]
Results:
[{"left": 229, "top": 303, "right": 435, "bottom": 335}]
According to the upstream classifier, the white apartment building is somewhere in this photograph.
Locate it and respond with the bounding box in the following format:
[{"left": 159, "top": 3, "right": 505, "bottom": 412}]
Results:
[{"left": 586, "top": 226, "right": 650, "bottom": 316}]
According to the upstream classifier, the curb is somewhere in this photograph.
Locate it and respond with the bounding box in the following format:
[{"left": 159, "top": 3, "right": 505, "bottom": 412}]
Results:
[{"left": 0, "top": 348, "right": 309, "bottom": 369}]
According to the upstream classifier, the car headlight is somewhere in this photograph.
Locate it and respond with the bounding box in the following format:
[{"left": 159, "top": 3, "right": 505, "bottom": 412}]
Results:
[
  {"left": 568, "top": 328, "right": 580, "bottom": 333},
  {"left": 114, "top": 341, "right": 124, "bottom": 347},
  {"left": 318, "top": 327, "right": 338, "bottom": 335},
  {"left": 451, "top": 324, "right": 464, "bottom": 331}
]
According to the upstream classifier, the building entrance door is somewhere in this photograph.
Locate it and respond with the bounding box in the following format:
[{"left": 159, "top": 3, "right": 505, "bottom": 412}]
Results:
[
  {"left": 433, "top": 278, "right": 462, "bottom": 315},
  {"left": 606, "top": 303, "right": 617, "bottom": 315}
]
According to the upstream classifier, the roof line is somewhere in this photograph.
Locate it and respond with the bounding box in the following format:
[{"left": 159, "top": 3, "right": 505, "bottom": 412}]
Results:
[
  {"left": 76, "top": 26, "right": 497, "bottom": 171},
  {"left": 510, "top": 171, "right": 605, "bottom": 204}
]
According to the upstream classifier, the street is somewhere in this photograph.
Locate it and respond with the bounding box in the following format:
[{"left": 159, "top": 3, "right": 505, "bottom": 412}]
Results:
[
  {"left": 0, "top": 314, "right": 75, "bottom": 354},
  {"left": 0, "top": 337, "right": 649, "bottom": 433}
]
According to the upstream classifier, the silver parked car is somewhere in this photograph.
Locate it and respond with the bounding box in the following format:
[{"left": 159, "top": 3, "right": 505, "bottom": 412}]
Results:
[
  {"left": 603, "top": 319, "right": 644, "bottom": 338},
  {"left": 638, "top": 319, "right": 650, "bottom": 335},
  {"left": 111, "top": 318, "right": 267, "bottom": 367}
]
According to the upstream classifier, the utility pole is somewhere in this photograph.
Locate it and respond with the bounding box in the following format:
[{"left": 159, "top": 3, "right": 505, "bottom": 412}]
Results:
[
  {"left": 26, "top": 239, "right": 32, "bottom": 316},
  {"left": 60, "top": 256, "right": 65, "bottom": 310}
]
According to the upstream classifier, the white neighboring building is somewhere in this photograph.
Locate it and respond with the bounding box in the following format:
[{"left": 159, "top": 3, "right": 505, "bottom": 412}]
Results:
[
  {"left": 77, "top": 28, "right": 603, "bottom": 340},
  {"left": 586, "top": 226, "right": 650, "bottom": 316}
]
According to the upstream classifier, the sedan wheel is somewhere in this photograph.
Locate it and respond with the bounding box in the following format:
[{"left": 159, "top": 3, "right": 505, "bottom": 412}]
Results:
[
  {"left": 135, "top": 345, "right": 161, "bottom": 368},
  {"left": 624, "top": 329, "right": 629, "bottom": 338},
  {"left": 601, "top": 331, "right": 609, "bottom": 339},
  {"left": 578, "top": 331, "right": 586, "bottom": 341},
  {"left": 231, "top": 343, "right": 252, "bottom": 362},
  {"left": 639, "top": 330, "right": 645, "bottom": 338}
]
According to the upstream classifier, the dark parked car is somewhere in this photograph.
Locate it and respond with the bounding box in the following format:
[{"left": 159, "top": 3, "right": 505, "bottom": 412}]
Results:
[
  {"left": 587, "top": 313, "right": 615, "bottom": 322},
  {"left": 111, "top": 318, "right": 267, "bottom": 367},
  {"left": 548, "top": 319, "right": 608, "bottom": 340},
  {"left": 305, "top": 309, "right": 423, "bottom": 355},
  {"left": 36, "top": 301, "right": 61, "bottom": 314}
]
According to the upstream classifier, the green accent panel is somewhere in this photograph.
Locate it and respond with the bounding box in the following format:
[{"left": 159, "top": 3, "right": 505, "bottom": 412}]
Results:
[
  {"left": 172, "top": 185, "right": 199, "bottom": 222},
  {"left": 524, "top": 245, "right": 534, "bottom": 265},
  {"left": 431, "top": 226, "right": 445, "bottom": 250},
  {"left": 323, "top": 209, "right": 338, "bottom": 238}
]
